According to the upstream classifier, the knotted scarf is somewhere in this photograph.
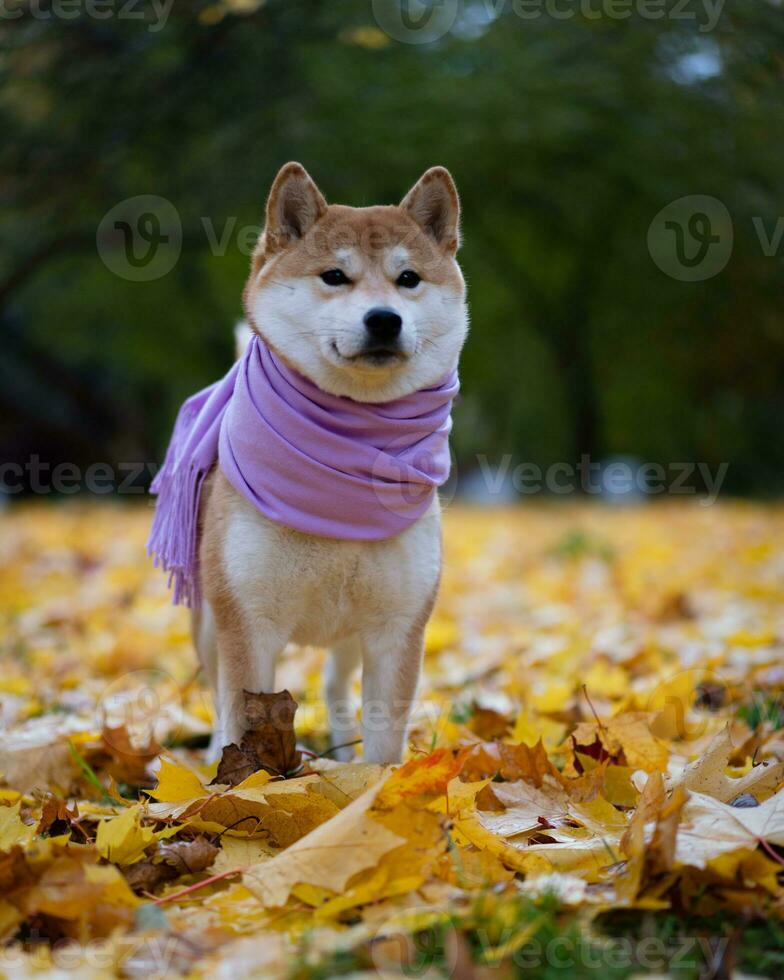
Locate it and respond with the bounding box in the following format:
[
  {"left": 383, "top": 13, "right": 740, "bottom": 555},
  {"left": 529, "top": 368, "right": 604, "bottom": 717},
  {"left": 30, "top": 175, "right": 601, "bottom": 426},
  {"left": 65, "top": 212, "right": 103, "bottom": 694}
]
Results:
[{"left": 148, "top": 334, "right": 459, "bottom": 606}]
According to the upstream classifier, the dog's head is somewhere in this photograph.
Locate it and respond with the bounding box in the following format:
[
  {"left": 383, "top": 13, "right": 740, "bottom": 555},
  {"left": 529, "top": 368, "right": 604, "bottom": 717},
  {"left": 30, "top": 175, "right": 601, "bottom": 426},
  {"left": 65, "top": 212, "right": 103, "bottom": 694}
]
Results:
[{"left": 243, "top": 162, "right": 468, "bottom": 403}]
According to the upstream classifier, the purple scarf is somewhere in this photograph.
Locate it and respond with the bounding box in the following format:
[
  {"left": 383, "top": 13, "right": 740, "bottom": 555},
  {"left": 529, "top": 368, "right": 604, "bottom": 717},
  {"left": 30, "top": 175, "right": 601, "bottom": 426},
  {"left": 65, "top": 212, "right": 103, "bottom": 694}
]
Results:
[{"left": 148, "top": 335, "right": 458, "bottom": 606}]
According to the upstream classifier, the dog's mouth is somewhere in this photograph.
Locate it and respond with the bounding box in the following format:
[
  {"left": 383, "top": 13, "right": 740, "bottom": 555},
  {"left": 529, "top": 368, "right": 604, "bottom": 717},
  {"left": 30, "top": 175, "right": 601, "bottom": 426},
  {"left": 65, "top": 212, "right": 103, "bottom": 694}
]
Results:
[{"left": 330, "top": 341, "right": 408, "bottom": 368}]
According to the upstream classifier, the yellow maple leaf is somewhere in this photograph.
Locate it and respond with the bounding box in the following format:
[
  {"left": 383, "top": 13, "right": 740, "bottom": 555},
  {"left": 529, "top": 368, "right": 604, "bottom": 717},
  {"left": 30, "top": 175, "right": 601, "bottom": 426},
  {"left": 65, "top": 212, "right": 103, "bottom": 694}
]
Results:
[
  {"left": 147, "top": 757, "right": 207, "bottom": 803},
  {"left": 511, "top": 713, "right": 566, "bottom": 750},
  {"left": 0, "top": 802, "right": 35, "bottom": 851},
  {"left": 95, "top": 804, "right": 154, "bottom": 865}
]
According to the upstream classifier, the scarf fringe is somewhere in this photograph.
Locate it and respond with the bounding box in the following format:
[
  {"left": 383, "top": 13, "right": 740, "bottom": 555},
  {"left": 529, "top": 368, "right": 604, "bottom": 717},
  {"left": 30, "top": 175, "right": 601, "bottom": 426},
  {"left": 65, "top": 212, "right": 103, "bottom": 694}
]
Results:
[{"left": 147, "top": 400, "right": 208, "bottom": 608}]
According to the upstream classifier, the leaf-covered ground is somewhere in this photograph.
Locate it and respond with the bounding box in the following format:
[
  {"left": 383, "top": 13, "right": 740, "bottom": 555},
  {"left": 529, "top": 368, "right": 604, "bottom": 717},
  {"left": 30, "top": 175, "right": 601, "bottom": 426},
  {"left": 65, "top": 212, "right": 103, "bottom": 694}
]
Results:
[{"left": 1, "top": 501, "right": 783, "bottom": 978}]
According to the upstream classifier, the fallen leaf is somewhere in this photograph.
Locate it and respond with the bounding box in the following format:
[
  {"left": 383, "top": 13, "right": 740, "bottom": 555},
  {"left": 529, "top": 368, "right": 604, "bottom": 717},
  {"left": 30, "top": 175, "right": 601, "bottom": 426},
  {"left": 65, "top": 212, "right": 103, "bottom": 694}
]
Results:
[
  {"left": 123, "top": 837, "right": 219, "bottom": 892},
  {"left": 96, "top": 725, "right": 162, "bottom": 786},
  {"left": 243, "top": 781, "right": 405, "bottom": 907},
  {"left": 467, "top": 705, "right": 511, "bottom": 740},
  {"left": 462, "top": 739, "right": 559, "bottom": 786},
  {"left": 147, "top": 757, "right": 208, "bottom": 803},
  {"left": 215, "top": 690, "right": 302, "bottom": 785},
  {"left": 675, "top": 787, "right": 784, "bottom": 868},
  {"left": 670, "top": 726, "right": 784, "bottom": 803},
  {"left": 572, "top": 712, "right": 669, "bottom": 773},
  {"left": 37, "top": 795, "right": 81, "bottom": 838},
  {"left": 95, "top": 804, "right": 154, "bottom": 865},
  {"left": 376, "top": 748, "right": 467, "bottom": 808},
  {"left": 0, "top": 802, "right": 35, "bottom": 850}
]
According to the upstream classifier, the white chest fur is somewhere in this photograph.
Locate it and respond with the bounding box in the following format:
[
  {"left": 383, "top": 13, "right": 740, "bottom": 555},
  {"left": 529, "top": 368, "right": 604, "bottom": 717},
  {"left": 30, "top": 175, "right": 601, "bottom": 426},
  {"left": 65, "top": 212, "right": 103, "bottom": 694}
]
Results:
[{"left": 222, "top": 490, "right": 442, "bottom": 648}]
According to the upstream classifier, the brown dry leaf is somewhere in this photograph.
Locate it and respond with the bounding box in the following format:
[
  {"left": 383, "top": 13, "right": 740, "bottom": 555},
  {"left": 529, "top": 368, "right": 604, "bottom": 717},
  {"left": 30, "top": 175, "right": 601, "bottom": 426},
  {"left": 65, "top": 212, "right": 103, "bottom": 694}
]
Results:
[
  {"left": 214, "top": 743, "right": 260, "bottom": 787},
  {"left": 462, "top": 739, "right": 559, "bottom": 786},
  {"left": 670, "top": 726, "right": 784, "bottom": 803},
  {"left": 37, "top": 795, "right": 81, "bottom": 838},
  {"left": 616, "top": 770, "right": 676, "bottom": 903},
  {"left": 243, "top": 781, "right": 405, "bottom": 907},
  {"left": 215, "top": 690, "right": 302, "bottom": 785},
  {"left": 648, "top": 785, "right": 688, "bottom": 874},
  {"left": 96, "top": 725, "right": 162, "bottom": 786},
  {"left": 467, "top": 706, "right": 511, "bottom": 740},
  {"left": 620, "top": 771, "right": 687, "bottom": 892},
  {"left": 122, "top": 836, "right": 219, "bottom": 893},
  {"left": 620, "top": 769, "right": 666, "bottom": 866}
]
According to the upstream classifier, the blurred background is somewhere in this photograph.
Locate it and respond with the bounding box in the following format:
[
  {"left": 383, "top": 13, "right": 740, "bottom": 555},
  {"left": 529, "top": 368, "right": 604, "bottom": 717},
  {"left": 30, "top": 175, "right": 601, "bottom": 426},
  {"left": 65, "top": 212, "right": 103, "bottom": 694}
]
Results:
[{"left": 2, "top": 0, "right": 783, "bottom": 500}]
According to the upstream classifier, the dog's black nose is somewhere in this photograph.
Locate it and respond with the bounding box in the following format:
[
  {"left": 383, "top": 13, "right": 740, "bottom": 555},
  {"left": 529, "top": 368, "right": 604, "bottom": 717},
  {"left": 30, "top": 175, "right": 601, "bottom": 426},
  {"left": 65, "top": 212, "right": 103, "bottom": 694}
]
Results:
[{"left": 363, "top": 307, "right": 402, "bottom": 345}]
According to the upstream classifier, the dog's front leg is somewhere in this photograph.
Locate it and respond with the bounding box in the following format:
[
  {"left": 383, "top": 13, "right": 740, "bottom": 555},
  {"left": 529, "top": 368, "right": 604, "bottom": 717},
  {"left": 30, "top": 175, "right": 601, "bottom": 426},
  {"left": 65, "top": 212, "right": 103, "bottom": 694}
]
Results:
[
  {"left": 208, "top": 610, "right": 287, "bottom": 762},
  {"left": 360, "top": 619, "right": 425, "bottom": 764}
]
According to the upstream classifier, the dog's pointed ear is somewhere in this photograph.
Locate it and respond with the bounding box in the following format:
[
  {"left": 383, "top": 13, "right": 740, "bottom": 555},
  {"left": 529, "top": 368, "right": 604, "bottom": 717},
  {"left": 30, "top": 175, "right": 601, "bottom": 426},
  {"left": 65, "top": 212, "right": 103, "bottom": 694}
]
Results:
[
  {"left": 400, "top": 166, "right": 460, "bottom": 254},
  {"left": 265, "top": 162, "right": 327, "bottom": 252}
]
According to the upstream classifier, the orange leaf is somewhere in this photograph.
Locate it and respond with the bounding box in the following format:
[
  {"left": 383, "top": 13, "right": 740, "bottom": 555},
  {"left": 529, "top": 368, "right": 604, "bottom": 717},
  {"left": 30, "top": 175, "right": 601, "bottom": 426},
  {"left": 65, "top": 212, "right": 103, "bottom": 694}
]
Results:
[{"left": 376, "top": 749, "right": 468, "bottom": 808}]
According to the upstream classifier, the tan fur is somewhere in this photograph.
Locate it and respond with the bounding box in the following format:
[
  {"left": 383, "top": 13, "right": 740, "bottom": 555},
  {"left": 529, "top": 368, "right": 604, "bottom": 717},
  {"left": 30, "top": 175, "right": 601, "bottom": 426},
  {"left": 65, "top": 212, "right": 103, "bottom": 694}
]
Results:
[{"left": 195, "top": 163, "right": 467, "bottom": 764}]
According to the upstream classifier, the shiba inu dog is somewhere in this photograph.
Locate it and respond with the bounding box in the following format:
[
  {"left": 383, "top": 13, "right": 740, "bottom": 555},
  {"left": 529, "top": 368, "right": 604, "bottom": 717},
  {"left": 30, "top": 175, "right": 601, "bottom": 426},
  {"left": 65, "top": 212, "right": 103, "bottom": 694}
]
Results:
[{"left": 194, "top": 162, "right": 468, "bottom": 764}]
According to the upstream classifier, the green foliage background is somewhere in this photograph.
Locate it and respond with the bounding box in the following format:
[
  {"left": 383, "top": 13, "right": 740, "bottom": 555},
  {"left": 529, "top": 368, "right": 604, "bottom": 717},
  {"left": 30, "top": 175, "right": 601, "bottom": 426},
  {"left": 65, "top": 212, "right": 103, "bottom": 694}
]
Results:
[{"left": 1, "top": 0, "right": 783, "bottom": 493}]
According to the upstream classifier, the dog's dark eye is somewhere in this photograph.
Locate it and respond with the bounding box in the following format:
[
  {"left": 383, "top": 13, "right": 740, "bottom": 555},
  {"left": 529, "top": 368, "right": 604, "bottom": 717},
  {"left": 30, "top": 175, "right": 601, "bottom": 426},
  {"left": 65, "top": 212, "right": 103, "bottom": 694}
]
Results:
[
  {"left": 320, "top": 269, "right": 350, "bottom": 286},
  {"left": 396, "top": 270, "right": 421, "bottom": 289}
]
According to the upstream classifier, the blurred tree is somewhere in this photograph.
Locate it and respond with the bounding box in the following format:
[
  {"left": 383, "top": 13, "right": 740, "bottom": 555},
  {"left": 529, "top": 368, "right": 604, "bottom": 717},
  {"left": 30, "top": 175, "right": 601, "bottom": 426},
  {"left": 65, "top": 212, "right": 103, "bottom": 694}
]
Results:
[{"left": 1, "top": 0, "right": 783, "bottom": 493}]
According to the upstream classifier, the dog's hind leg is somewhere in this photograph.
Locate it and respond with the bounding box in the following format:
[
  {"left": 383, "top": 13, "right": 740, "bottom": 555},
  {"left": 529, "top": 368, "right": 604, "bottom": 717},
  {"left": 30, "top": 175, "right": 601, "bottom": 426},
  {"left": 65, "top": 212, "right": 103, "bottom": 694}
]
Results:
[
  {"left": 192, "top": 602, "right": 218, "bottom": 692},
  {"left": 191, "top": 603, "right": 222, "bottom": 761},
  {"left": 360, "top": 615, "right": 427, "bottom": 764},
  {"left": 325, "top": 636, "right": 362, "bottom": 762}
]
